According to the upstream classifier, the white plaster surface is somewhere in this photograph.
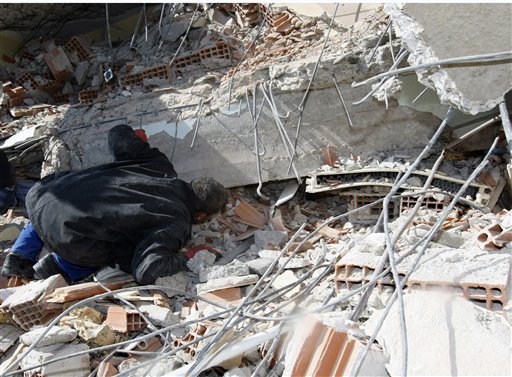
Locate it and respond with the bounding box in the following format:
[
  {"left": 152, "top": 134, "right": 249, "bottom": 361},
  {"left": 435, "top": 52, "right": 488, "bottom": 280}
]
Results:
[{"left": 365, "top": 291, "right": 512, "bottom": 376}]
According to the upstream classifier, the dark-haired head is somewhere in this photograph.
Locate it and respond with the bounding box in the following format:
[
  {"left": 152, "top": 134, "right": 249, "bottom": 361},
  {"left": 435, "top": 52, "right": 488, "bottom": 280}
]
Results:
[{"left": 191, "top": 177, "right": 228, "bottom": 216}]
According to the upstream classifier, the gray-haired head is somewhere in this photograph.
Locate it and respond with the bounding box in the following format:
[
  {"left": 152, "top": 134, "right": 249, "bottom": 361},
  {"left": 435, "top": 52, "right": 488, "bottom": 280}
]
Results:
[{"left": 191, "top": 177, "right": 228, "bottom": 214}]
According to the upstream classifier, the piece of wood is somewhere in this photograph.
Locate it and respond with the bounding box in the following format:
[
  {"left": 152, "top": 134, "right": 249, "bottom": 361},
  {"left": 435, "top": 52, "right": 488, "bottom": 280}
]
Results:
[
  {"left": 45, "top": 280, "right": 130, "bottom": 303},
  {"left": 233, "top": 199, "right": 266, "bottom": 228}
]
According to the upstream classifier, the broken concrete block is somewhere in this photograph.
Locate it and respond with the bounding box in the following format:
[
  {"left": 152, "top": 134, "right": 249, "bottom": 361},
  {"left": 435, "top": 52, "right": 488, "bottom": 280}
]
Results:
[
  {"left": 186, "top": 250, "right": 217, "bottom": 275},
  {"left": 43, "top": 47, "right": 73, "bottom": 82},
  {"left": 254, "top": 230, "right": 288, "bottom": 249},
  {"left": 366, "top": 291, "right": 511, "bottom": 376},
  {"left": 246, "top": 258, "right": 275, "bottom": 276},
  {"left": 155, "top": 271, "right": 189, "bottom": 298},
  {"left": 118, "top": 355, "right": 182, "bottom": 377},
  {"left": 19, "top": 342, "right": 90, "bottom": 377},
  {"left": 0, "top": 324, "right": 23, "bottom": 354},
  {"left": 138, "top": 304, "right": 180, "bottom": 327},
  {"left": 196, "top": 274, "right": 259, "bottom": 294},
  {"left": 353, "top": 232, "right": 387, "bottom": 256},
  {"left": 160, "top": 22, "right": 187, "bottom": 42},
  {"left": 434, "top": 230, "right": 466, "bottom": 248},
  {"left": 20, "top": 325, "right": 77, "bottom": 347},
  {"left": 105, "top": 306, "right": 146, "bottom": 333},
  {"left": 74, "top": 61, "right": 90, "bottom": 85},
  {"left": 1, "top": 274, "right": 67, "bottom": 330},
  {"left": 271, "top": 270, "right": 301, "bottom": 299},
  {"left": 199, "top": 259, "right": 250, "bottom": 283},
  {"left": 279, "top": 257, "right": 310, "bottom": 269}
]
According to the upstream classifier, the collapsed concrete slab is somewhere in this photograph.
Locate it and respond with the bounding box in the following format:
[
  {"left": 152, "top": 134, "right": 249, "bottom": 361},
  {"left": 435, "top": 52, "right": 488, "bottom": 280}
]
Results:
[
  {"left": 38, "top": 9, "right": 441, "bottom": 187},
  {"left": 386, "top": 3, "right": 512, "bottom": 114}
]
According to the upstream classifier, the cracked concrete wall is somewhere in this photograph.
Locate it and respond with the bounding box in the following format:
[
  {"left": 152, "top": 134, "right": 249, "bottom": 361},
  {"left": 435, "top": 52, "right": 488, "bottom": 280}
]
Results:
[{"left": 386, "top": 3, "right": 512, "bottom": 115}]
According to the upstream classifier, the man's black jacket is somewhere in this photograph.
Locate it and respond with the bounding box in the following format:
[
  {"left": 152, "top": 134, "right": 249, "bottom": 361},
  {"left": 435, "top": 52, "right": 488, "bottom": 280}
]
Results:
[{"left": 26, "top": 125, "right": 197, "bottom": 284}]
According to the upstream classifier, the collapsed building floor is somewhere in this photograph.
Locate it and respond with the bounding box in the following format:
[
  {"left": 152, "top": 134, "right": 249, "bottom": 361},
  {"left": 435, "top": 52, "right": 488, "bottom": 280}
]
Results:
[{"left": 0, "top": 3, "right": 511, "bottom": 377}]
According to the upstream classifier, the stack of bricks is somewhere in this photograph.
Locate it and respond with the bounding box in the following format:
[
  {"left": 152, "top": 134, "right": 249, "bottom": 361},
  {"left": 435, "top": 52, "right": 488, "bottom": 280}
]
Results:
[
  {"left": 105, "top": 306, "right": 146, "bottom": 333},
  {"left": 119, "top": 64, "right": 171, "bottom": 88},
  {"left": 234, "top": 3, "right": 262, "bottom": 26},
  {"left": 199, "top": 40, "right": 232, "bottom": 70},
  {"left": 2, "top": 81, "right": 26, "bottom": 107},
  {"left": 334, "top": 249, "right": 509, "bottom": 311},
  {"left": 64, "top": 36, "right": 91, "bottom": 62},
  {"left": 174, "top": 40, "right": 231, "bottom": 76},
  {"left": 0, "top": 275, "right": 67, "bottom": 330},
  {"left": 261, "top": 5, "right": 303, "bottom": 34}
]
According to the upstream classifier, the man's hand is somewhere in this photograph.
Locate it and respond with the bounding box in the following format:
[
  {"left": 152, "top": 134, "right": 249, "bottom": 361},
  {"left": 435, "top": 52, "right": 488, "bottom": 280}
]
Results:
[
  {"left": 1, "top": 253, "right": 35, "bottom": 279},
  {"left": 184, "top": 245, "right": 222, "bottom": 260}
]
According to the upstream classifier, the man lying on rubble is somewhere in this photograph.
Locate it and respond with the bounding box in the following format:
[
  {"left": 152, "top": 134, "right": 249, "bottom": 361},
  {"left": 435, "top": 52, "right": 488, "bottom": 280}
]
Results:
[{"left": 1, "top": 125, "right": 227, "bottom": 285}]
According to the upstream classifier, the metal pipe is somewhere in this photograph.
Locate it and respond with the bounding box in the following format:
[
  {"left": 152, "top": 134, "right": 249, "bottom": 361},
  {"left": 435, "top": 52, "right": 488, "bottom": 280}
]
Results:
[
  {"left": 332, "top": 74, "right": 354, "bottom": 127},
  {"left": 368, "top": 20, "right": 392, "bottom": 64},
  {"left": 447, "top": 116, "right": 501, "bottom": 149}
]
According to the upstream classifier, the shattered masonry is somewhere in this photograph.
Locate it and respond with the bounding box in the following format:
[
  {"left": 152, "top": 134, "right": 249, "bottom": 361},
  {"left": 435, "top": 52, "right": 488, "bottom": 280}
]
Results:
[{"left": 1, "top": 3, "right": 512, "bottom": 377}]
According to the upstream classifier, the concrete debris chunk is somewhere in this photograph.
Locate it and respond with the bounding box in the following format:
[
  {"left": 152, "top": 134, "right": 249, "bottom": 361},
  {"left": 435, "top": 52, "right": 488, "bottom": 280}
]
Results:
[
  {"left": 366, "top": 291, "right": 511, "bottom": 376},
  {"left": 254, "top": 230, "right": 288, "bottom": 249},
  {"left": 20, "top": 325, "right": 77, "bottom": 347},
  {"left": 19, "top": 342, "right": 90, "bottom": 377},
  {"left": 0, "top": 324, "right": 24, "bottom": 354},
  {"left": 199, "top": 259, "right": 250, "bottom": 283},
  {"left": 246, "top": 257, "right": 275, "bottom": 276},
  {"left": 138, "top": 304, "right": 180, "bottom": 327},
  {"left": 279, "top": 256, "right": 310, "bottom": 269},
  {"left": 156, "top": 271, "right": 190, "bottom": 298},
  {"left": 272, "top": 270, "right": 301, "bottom": 299},
  {"left": 186, "top": 250, "right": 217, "bottom": 275}
]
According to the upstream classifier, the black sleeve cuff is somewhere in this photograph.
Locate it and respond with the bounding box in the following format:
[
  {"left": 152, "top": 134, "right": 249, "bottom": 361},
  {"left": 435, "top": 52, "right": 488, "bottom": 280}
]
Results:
[{"left": 1, "top": 253, "right": 35, "bottom": 279}]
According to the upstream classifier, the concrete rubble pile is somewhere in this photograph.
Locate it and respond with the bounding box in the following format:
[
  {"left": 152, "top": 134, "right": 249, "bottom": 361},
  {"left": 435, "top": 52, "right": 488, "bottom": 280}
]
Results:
[{"left": 0, "top": 3, "right": 511, "bottom": 377}]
